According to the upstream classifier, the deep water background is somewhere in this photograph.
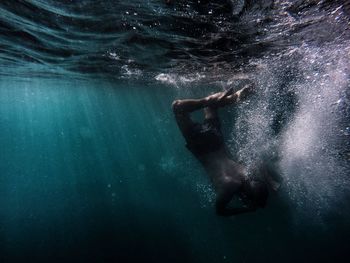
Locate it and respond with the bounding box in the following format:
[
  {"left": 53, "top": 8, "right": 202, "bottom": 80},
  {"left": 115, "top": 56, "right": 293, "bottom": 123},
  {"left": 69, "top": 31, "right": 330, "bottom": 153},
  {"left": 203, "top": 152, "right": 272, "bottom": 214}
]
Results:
[{"left": 0, "top": 1, "right": 350, "bottom": 262}]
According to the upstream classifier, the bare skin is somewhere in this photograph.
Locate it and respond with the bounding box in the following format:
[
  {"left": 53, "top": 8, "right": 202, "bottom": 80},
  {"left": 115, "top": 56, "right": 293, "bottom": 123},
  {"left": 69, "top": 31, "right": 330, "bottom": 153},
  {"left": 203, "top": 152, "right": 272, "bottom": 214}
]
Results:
[{"left": 172, "top": 85, "right": 257, "bottom": 216}]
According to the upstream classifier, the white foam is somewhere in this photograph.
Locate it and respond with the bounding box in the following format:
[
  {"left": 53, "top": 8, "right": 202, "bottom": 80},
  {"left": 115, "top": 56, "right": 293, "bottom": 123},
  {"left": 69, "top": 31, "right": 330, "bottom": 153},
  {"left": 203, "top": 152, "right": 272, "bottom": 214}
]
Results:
[
  {"left": 155, "top": 73, "right": 205, "bottom": 87},
  {"left": 227, "top": 42, "right": 349, "bottom": 224},
  {"left": 279, "top": 45, "right": 349, "bottom": 223}
]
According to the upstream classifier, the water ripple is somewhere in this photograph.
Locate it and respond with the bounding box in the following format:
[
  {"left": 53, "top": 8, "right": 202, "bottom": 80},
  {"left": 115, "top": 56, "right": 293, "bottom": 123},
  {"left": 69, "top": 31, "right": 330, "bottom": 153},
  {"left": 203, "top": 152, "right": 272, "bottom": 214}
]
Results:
[{"left": 0, "top": 0, "right": 349, "bottom": 80}]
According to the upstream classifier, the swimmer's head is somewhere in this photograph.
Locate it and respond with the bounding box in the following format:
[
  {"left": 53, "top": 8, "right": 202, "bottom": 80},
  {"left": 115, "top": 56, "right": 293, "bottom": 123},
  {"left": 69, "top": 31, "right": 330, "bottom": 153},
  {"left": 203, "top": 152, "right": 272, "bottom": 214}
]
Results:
[{"left": 241, "top": 179, "right": 269, "bottom": 208}]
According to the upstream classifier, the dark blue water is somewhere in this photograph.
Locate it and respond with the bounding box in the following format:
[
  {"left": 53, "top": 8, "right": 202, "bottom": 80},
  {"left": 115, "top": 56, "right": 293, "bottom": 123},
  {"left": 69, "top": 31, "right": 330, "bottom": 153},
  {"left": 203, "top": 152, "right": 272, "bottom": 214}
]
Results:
[{"left": 0, "top": 1, "right": 350, "bottom": 262}]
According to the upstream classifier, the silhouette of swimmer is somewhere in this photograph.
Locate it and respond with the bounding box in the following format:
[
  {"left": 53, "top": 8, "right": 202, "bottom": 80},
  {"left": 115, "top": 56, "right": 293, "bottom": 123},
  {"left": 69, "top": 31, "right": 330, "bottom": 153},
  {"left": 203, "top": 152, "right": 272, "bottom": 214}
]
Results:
[{"left": 172, "top": 85, "right": 276, "bottom": 216}]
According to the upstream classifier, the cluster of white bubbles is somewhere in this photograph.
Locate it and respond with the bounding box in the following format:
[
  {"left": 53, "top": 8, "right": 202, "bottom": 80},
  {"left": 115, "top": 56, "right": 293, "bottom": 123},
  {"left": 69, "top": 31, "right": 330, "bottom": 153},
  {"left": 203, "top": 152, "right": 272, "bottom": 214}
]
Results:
[
  {"left": 156, "top": 41, "right": 349, "bottom": 223},
  {"left": 230, "top": 42, "right": 349, "bottom": 224},
  {"left": 155, "top": 73, "right": 206, "bottom": 88}
]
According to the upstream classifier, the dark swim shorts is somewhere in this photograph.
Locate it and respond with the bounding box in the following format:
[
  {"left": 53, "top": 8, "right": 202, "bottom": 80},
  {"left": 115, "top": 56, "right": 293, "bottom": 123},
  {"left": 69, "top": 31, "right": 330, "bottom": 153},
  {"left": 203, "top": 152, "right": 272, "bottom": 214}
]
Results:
[{"left": 185, "top": 117, "right": 224, "bottom": 156}]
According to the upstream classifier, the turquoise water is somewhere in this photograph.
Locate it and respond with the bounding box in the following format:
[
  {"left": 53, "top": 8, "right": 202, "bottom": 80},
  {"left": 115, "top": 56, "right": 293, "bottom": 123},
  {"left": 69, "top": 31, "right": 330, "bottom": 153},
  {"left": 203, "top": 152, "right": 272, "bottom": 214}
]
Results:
[
  {"left": 0, "top": 77, "right": 348, "bottom": 262},
  {"left": 1, "top": 0, "right": 350, "bottom": 262}
]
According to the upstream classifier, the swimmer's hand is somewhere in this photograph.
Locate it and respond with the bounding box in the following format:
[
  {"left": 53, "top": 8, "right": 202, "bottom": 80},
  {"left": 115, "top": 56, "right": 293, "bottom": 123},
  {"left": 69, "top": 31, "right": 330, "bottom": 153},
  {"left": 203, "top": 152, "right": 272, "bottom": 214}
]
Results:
[
  {"left": 206, "top": 84, "right": 254, "bottom": 108},
  {"left": 235, "top": 84, "right": 254, "bottom": 102},
  {"left": 206, "top": 87, "right": 235, "bottom": 108}
]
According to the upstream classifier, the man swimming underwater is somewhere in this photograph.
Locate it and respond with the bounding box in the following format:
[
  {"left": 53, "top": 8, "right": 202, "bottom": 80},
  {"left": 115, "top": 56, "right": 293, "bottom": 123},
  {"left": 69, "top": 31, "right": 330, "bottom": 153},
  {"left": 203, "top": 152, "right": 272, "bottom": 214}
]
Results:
[{"left": 172, "top": 86, "right": 270, "bottom": 216}]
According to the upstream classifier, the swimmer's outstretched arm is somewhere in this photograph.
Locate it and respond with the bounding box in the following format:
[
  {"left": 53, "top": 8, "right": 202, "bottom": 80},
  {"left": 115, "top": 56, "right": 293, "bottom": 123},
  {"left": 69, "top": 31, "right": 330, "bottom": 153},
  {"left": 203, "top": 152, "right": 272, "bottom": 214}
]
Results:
[
  {"left": 234, "top": 84, "right": 254, "bottom": 102},
  {"left": 172, "top": 88, "right": 235, "bottom": 113},
  {"left": 173, "top": 84, "right": 254, "bottom": 114}
]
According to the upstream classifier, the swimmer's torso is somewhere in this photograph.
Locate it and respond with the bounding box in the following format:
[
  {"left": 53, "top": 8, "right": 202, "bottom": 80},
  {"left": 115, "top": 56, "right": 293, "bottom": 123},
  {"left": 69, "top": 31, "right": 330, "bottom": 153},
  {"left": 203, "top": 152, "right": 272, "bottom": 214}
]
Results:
[{"left": 196, "top": 147, "right": 247, "bottom": 193}]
